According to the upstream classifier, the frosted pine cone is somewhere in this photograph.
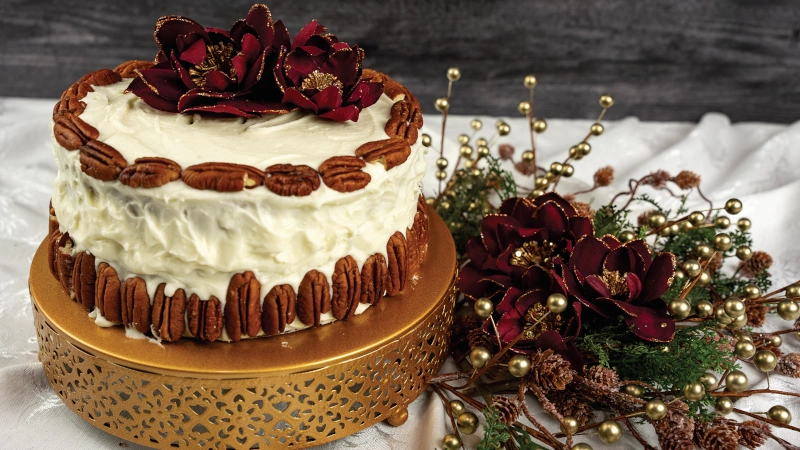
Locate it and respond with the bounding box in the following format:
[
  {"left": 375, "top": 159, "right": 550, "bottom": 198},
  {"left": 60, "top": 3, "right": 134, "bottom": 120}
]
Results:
[
  {"left": 593, "top": 166, "right": 614, "bottom": 187},
  {"left": 467, "top": 328, "right": 495, "bottom": 351},
  {"left": 695, "top": 420, "right": 738, "bottom": 450},
  {"left": 527, "top": 349, "right": 574, "bottom": 391},
  {"left": 777, "top": 353, "right": 800, "bottom": 377},
  {"left": 659, "top": 433, "right": 696, "bottom": 450},
  {"left": 586, "top": 366, "right": 620, "bottom": 392},
  {"left": 491, "top": 395, "right": 521, "bottom": 426},
  {"left": 547, "top": 390, "right": 594, "bottom": 426},
  {"left": 738, "top": 251, "right": 773, "bottom": 278},
  {"left": 746, "top": 302, "right": 767, "bottom": 327},
  {"left": 738, "top": 420, "right": 770, "bottom": 449},
  {"left": 671, "top": 170, "right": 701, "bottom": 189}
]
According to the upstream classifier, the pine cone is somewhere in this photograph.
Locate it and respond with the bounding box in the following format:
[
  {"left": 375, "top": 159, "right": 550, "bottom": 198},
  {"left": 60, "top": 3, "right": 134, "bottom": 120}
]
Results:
[
  {"left": 746, "top": 302, "right": 767, "bottom": 327},
  {"left": 659, "top": 433, "right": 696, "bottom": 450},
  {"left": 498, "top": 144, "right": 515, "bottom": 160},
  {"left": 641, "top": 170, "right": 671, "bottom": 188},
  {"left": 514, "top": 161, "right": 535, "bottom": 176},
  {"left": 586, "top": 366, "right": 620, "bottom": 392},
  {"left": 491, "top": 395, "right": 521, "bottom": 426},
  {"left": 460, "top": 312, "right": 484, "bottom": 331},
  {"left": 738, "top": 251, "right": 774, "bottom": 278},
  {"left": 467, "top": 328, "right": 495, "bottom": 351},
  {"left": 547, "top": 390, "right": 594, "bottom": 426},
  {"left": 653, "top": 401, "right": 695, "bottom": 446},
  {"left": 777, "top": 353, "right": 800, "bottom": 377},
  {"left": 671, "top": 170, "right": 701, "bottom": 189},
  {"left": 593, "top": 166, "right": 614, "bottom": 187},
  {"left": 738, "top": 420, "right": 770, "bottom": 449},
  {"left": 695, "top": 420, "right": 738, "bottom": 450},
  {"left": 527, "top": 349, "right": 574, "bottom": 391}
]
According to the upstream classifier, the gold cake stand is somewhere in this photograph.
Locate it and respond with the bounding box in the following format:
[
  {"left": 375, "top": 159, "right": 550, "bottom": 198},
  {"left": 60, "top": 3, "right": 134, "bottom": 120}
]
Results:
[{"left": 30, "top": 207, "right": 456, "bottom": 449}]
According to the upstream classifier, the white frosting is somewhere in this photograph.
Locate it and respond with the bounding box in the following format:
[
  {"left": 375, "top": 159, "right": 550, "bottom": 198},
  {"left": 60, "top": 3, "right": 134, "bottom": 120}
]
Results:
[{"left": 51, "top": 82, "right": 426, "bottom": 340}]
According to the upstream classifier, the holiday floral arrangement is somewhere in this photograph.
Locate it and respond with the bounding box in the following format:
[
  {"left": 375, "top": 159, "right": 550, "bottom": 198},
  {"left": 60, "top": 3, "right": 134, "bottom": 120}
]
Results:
[{"left": 424, "top": 69, "right": 800, "bottom": 450}]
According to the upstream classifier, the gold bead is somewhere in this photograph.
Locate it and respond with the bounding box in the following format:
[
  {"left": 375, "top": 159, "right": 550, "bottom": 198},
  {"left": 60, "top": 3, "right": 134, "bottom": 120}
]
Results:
[
  {"left": 743, "top": 284, "right": 761, "bottom": 300},
  {"left": 695, "top": 300, "right": 714, "bottom": 318},
  {"left": 547, "top": 293, "right": 568, "bottom": 313},
  {"left": 460, "top": 145, "right": 473, "bottom": 157},
  {"left": 668, "top": 299, "right": 691, "bottom": 320},
  {"left": 533, "top": 119, "right": 547, "bottom": 133},
  {"left": 787, "top": 283, "right": 800, "bottom": 298},
  {"left": 621, "top": 384, "right": 645, "bottom": 398},
  {"left": 386, "top": 408, "right": 409, "bottom": 426},
  {"left": 531, "top": 189, "right": 544, "bottom": 197},
  {"left": 696, "top": 271, "right": 711, "bottom": 287},
  {"left": 680, "top": 219, "right": 694, "bottom": 232},
  {"left": 675, "top": 269, "right": 687, "bottom": 281},
  {"left": 469, "top": 346, "right": 492, "bottom": 369},
  {"left": 550, "top": 162, "right": 564, "bottom": 175},
  {"left": 436, "top": 170, "right": 447, "bottom": 181},
  {"left": 421, "top": 134, "right": 432, "bottom": 147},
  {"left": 508, "top": 354, "right": 532, "bottom": 378},
  {"left": 725, "top": 198, "right": 743, "bottom": 215},
  {"left": 569, "top": 146, "right": 579, "bottom": 159},
  {"left": 523, "top": 74, "right": 537, "bottom": 88},
  {"left": 670, "top": 223, "right": 680, "bottom": 235},
  {"left": 436, "top": 158, "right": 449, "bottom": 169},
  {"left": 715, "top": 216, "right": 731, "bottom": 229},
  {"left": 458, "top": 133, "right": 470, "bottom": 145},
  {"left": 619, "top": 230, "right": 636, "bottom": 242},
  {"left": 688, "top": 211, "right": 706, "bottom": 226},
  {"left": 735, "top": 340, "right": 756, "bottom": 359},
  {"left": 497, "top": 123, "right": 511, "bottom": 136},
  {"left": 696, "top": 244, "right": 713, "bottom": 259},
  {"left": 561, "top": 415, "right": 579, "bottom": 434},
  {"left": 572, "top": 444, "right": 593, "bottom": 450},
  {"left": 736, "top": 246, "right": 753, "bottom": 261},
  {"left": 754, "top": 350, "right": 778, "bottom": 372},
  {"left": 737, "top": 218, "right": 751, "bottom": 231},
  {"left": 518, "top": 101, "right": 531, "bottom": 115},
  {"left": 715, "top": 397, "right": 734, "bottom": 415},
  {"left": 778, "top": 299, "right": 800, "bottom": 320},
  {"left": 535, "top": 177, "right": 549, "bottom": 189},
  {"left": 521, "top": 150, "right": 534, "bottom": 162},
  {"left": 450, "top": 400, "right": 465, "bottom": 416},
  {"left": 468, "top": 202, "right": 477, "bottom": 211},
  {"left": 713, "top": 233, "right": 733, "bottom": 251},
  {"left": 723, "top": 297, "right": 745, "bottom": 318},
  {"left": 648, "top": 213, "right": 667, "bottom": 229},
  {"left": 597, "top": 420, "right": 622, "bottom": 443},
  {"left": 734, "top": 330, "right": 753, "bottom": 342},
  {"left": 470, "top": 119, "right": 483, "bottom": 130},
  {"left": 473, "top": 297, "right": 494, "bottom": 318},
  {"left": 599, "top": 94, "right": 614, "bottom": 108},
  {"left": 727, "top": 312, "right": 747, "bottom": 330},
  {"left": 470, "top": 168, "right": 482, "bottom": 177},
  {"left": 590, "top": 123, "right": 604, "bottom": 136},
  {"left": 725, "top": 370, "right": 749, "bottom": 392},
  {"left": 715, "top": 307, "right": 733, "bottom": 325},
  {"left": 576, "top": 142, "right": 591, "bottom": 156},
  {"left": 645, "top": 399, "right": 668, "bottom": 420},
  {"left": 456, "top": 411, "right": 479, "bottom": 434},
  {"left": 441, "top": 433, "right": 462, "bottom": 450},
  {"left": 562, "top": 164, "right": 574, "bottom": 177},
  {"left": 768, "top": 405, "right": 792, "bottom": 424},
  {"left": 425, "top": 197, "right": 435, "bottom": 206},
  {"left": 475, "top": 146, "right": 489, "bottom": 158},
  {"left": 771, "top": 334, "right": 783, "bottom": 348},
  {"left": 439, "top": 200, "right": 450, "bottom": 210},
  {"left": 476, "top": 137, "right": 488, "bottom": 147},
  {"left": 446, "top": 67, "right": 461, "bottom": 82},
  {"left": 700, "top": 372, "right": 719, "bottom": 390},
  {"left": 682, "top": 260, "right": 702, "bottom": 277},
  {"left": 683, "top": 382, "right": 706, "bottom": 401},
  {"left": 435, "top": 97, "right": 450, "bottom": 112}
]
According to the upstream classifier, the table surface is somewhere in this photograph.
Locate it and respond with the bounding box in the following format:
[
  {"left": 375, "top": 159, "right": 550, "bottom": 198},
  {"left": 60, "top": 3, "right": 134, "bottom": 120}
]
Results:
[{"left": 1, "top": 97, "right": 799, "bottom": 449}]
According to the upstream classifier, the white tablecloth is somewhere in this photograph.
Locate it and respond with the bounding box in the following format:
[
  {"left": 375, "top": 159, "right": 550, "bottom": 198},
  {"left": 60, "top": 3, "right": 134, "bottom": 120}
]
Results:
[{"left": 1, "top": 97, "right": 798, "bottom": 449}]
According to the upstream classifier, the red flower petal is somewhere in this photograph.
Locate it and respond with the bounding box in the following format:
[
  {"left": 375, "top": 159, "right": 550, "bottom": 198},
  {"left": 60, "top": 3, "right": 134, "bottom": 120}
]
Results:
[
  {"left": 179, "top": 38, "right": 207, "bottom": 65},
  {"left": 347, "top": 81, "right": 383, "bottom": 109},
  {"left": 273, "top": 20, "right": 290, "bottom": 50},
  {"left": 311, "top": 85, "right": 343, "bottom": 112},
  {"left": 284, "top": 50, "right": 319, "bottom": 86},
  {"left": 319, "top": 105, "right": 360, "bottom": 121},
  {"left": 465, "top": 236, "right": 490, "bottom": 269},
  {"left": 569, "top": 235, "right": 610, "bottom": 277},
  {"left": 481, "top": 215, "right": 522, "bottom": 256},
  {"left": 533, "top": 193, "right": 576, "bottom": 216},
  {"left": 601, "top": 234, "right": 622, "bottom": 250},
  {"left": 627, "top": 273, "right": 642, "bottom": 301},
  {"left": 585, "top": 275, "right": 613, "bottom": 298},
  {"left": 604, "top": 247, "right": 637, "bottom": 275},
  {"left": 521, "top": 266, "right": 554, "bottom": 292},
  {"left": 282, "top": 88, "right": 318, "bottom": 112},
  {"left": 496, "top": 287, "right": 523, "bottom": 315},
  {"left": 180, "top": 103, "right": 256, "bottom": 117},
  {"left": 637, "top": 253, "right": 676, "bottom": 304},
  {"left": 169, "top": 52, "right": 196, "bottom": 89},
  {"left": 203, "top": 70, "right": 235, "bottom": 92},
  {"left": 456, "top": 263, "right": 485, "bottom": 300},
  {"left": 530, "top": 202, "right": 570, "bottom": 241},
  {"left": 625, "top": 239, "right": 653, "bottom": 270},
  {"left": 155, "top": 16, "right": 207, "bottom": 56},
  {"left": 244, "top": 3, "right": 273, "bottom": 45},
  {"left": 137, "top": 68, "right": 187, "bottom": 100},
  {"left": 321, "top": 48, "right": 359, "bottom": 86},
  {"left": 569, "top": 216, "right": 594, "bottom": 240},
  {"left": 624, "top": 307, "right": 676, "bottom": 342},
  {"left": 293, "top": 20, "right": 325, "bottom": 48}
]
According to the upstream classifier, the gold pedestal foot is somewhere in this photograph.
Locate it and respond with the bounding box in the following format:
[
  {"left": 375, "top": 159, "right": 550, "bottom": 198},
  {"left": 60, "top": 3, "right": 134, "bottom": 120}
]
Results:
[{"left": 385, "top": 408, "right": 409, "bottom": 427}]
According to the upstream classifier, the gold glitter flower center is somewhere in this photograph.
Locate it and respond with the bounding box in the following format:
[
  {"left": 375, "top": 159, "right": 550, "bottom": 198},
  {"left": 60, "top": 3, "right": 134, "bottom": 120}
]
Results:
[
  {"left": 189, "top": 42, "right": 238, "bottom": 88},
  {"left": 509, "top": 241, "right": 557, "bottom": 269},
  {"left": 598, "top": 270, "right": 629, "bottom": 296},
  {"left": 523, "top": 302, "right": 563, "bottom": 340},
  {"left": 300, "top": 70, "right": 344, "bottom": 92}
]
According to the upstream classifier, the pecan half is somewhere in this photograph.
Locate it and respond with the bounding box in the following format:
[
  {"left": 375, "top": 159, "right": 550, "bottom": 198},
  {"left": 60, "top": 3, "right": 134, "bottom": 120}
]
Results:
[
  {"left": 225, "top": 271, "right": 262, "bottom": 341},
  {"left": 264, "top": 164, "right": 320, "bottom": 196},
  {"left": 262, "top": 284, "right": 297, "bottom": 336},
  {"left": 152, "top": 284, "right": 187, "bottom": 342},
  {"left": 297, "top": 270, "right": 331, "bottom": 326},
  {"left": 405, "top": 225, "right": 421, "bottom": 277},
  {"left": 319, "top": 156, "right": 371, "bottom": 193},
  {"left": 413, "top": 202, "right": 430, "bottom": 262},
  {"left": 360, "top": 253, "right": 388, "bottom": 305},
  {"left": 386, "top": 231, "right": 409, "bottom": 296},
  {"left": 56, "top": 82, "right": 86, "bottom": 117},
  {"left": 362, "top": 69, "right": 391, "bottom": 84},
  {"left": 79, "top": 140, "right": 128, "bottom": 181},
  {"left": 54, "top": 113, "right": 99, "bottom": 150},
  {"left": 82, "top": 68, "right": 122, "bottom": 89},
  {"left": 187, "top": 294, "right": 223, "bottom": 342},
  {"left": 72, "top": 252, "right": 96, "bottom": 311},
  {"left": 331, "top": 256, "right": 362, "bottom": 320},
  {"left": 355, "top": 138, "right": 411, "bottom": 171},
  {"left": 56, "top": 237, "right": 75, "bottom": 298},
  {"left": 96, "top": 263, "right": 122, "bottom": 323},
  {"left": 113, "top": 60, "right": 155, "bottom": 78},
  {"left": 119, "top": 157, "right": 181, "bottom": 188},
  {"left": 385, "top": 100, "right": 422, "bottom": 144},
  {"left": 383, "top": 80, "right": 405, "bottom": 100},
  {"left": 47, "top": 231, "right": 62, "bottom": 278},
  {"left": 121, "top": 277, "right": 152, "bottom": 334},
  {"left": 182, "top": 162, "right": 265, "bottom": 192}
]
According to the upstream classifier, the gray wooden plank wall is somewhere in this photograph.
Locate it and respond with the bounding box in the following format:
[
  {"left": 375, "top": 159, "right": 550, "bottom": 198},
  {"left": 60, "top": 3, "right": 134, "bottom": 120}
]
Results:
[{"left": 1, "top": 0, "right": 798, "bottom": 122}]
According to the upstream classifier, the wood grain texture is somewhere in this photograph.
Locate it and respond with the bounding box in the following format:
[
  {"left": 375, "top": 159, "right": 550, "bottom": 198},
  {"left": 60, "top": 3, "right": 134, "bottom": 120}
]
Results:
[{"left": 1, "top": 0, "right": 798, "bottom": 122}]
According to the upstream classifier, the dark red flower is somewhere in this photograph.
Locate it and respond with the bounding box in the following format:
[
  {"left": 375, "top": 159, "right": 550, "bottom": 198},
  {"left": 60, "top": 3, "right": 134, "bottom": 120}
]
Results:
[
  {"left": 457, "top": 193, "right": 593, "bottom": 303},
  {"left": 127, "top": 5, "right": 290, "bottom": 117},
  {"left": 273, "top": 20, "right": 383, "bottom": 122},
  {"left": 558, "top": 235, "right": 677, "bottom": 342}
]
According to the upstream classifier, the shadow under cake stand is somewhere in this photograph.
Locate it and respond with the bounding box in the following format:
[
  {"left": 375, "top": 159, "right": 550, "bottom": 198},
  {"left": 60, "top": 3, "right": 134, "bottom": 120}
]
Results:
[{"left": 29, "top": 207, "right": 456, "bottom": 449}]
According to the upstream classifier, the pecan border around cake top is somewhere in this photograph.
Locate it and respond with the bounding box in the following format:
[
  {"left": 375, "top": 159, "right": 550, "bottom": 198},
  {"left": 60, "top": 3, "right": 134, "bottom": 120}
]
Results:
[
  {"left": 53, "top": 63, "right": 423, "bottom": 195},
  {"left": 46, "top": 194, "right": 430, "bottom": 343}
]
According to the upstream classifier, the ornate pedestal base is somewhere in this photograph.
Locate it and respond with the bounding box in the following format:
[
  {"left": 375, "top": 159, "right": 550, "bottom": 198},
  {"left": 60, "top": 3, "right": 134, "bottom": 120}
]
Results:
[{"left": 30, "top": 208, "right": 456, "bottom": 449}]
